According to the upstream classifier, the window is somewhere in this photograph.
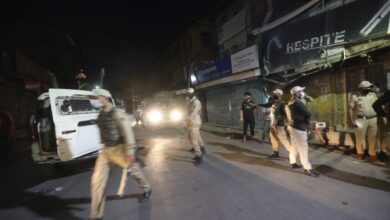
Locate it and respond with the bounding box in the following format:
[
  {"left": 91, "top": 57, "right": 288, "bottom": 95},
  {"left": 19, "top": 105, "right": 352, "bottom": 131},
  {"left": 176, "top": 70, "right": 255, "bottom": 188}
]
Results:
[
  {"left": 57, "top": 97, "right": 100, "bottom": 115},
  {"left": 307, "top": 0, "right": 358, "bottom": 17}
]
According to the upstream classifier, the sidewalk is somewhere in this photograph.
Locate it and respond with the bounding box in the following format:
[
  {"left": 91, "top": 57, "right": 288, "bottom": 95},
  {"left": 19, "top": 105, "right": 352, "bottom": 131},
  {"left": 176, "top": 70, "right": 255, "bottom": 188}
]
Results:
[
  {"left": 200, "top": 122, "right": 390, "bottom": 186},
  {"left": 201, "top": 122, "right": 389, "bottom": 159}
]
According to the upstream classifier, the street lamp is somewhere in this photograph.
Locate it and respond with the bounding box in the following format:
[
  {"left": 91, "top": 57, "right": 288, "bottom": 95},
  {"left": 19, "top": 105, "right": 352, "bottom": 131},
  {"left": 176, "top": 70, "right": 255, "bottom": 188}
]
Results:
[{"left": 190, "top": 74, "right": 197, "bottom": 84}]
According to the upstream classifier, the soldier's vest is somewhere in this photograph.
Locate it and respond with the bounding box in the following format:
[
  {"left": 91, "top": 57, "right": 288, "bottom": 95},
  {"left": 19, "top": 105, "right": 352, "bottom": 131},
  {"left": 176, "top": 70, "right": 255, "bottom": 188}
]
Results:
[
  {"left": 96, "top": 109, "right": 124, "bottom": 147},
  {"left": 271, "top": 100, "right": 286, "bottom": 126},
  {"left": 353, "top": 92, "right": 377, "bottom": 117}
]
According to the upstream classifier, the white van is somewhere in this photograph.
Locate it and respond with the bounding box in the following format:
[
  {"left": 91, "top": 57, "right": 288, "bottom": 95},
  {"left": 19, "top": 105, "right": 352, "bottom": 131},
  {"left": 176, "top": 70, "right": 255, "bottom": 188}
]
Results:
[{"left": 31, "top": 88, "right": 114, "bottom": 164}]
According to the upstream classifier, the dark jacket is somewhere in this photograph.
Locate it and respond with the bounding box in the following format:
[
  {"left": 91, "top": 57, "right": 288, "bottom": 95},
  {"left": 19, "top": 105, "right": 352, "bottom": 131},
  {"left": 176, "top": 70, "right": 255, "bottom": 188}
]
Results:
[
  {"left": 71, "top": 81, "right": 92, "bottom": 91},
  {"left": 372, "top": 90, "right": 390, "bottom": 117},
  {"left": 241, "top": 99, "right": 256, "bottom": 120},
  {"left": 287, "top": 98, "right": 311, "bottom": 131},
  {"left": 258, "top": 97, "right": 287, "bottom": 127}
]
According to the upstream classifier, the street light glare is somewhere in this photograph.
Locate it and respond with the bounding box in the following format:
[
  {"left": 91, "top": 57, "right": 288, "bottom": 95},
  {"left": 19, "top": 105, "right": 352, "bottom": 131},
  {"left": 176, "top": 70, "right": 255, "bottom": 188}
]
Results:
[{"left": 190, "top": 74, "right": 197, "bottom": 83}]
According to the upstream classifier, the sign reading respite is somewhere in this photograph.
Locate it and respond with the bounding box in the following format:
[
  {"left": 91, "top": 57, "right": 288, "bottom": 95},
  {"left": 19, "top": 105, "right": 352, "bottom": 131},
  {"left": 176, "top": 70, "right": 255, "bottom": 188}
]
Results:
[
  {"left": 260, "top": 0, "right": 390, "bottom": 74},
  {"left": 286, "top": 30, "right": 346, "bottom": 54}
]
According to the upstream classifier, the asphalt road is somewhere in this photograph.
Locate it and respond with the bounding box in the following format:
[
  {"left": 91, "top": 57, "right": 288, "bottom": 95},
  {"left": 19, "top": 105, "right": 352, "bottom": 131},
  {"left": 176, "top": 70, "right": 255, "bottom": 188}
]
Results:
[{"left": 0, "top": 126, "right": 389, "bottom": 220}]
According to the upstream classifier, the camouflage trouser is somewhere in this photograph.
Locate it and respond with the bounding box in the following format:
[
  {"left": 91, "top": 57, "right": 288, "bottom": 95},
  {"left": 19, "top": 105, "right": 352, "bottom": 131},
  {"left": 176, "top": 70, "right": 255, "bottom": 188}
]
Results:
[
  {"left": 188, "top": 123, "right": 204, "bottom": 156},
  {"left": 90, "top": 145, "right": 151, "bottom": 219},
  {"left": 261, "top": 119, "right": 271, "bottom": 142},
  {"left": 269, "top": 125, "right": 291, "bottom": 152}
]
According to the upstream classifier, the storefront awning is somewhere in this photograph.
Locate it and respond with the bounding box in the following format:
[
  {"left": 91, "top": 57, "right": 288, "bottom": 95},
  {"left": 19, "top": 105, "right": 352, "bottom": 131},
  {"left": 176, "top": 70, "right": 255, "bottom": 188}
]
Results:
[{"left": 195, "top": 68, "right": 260, "bottom": 89}]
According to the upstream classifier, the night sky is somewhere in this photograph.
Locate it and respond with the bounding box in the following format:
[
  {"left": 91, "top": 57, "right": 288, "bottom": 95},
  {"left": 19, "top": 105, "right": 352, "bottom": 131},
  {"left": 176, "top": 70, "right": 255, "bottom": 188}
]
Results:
[{"left": 1, "top": 0, "right": 221, "bottom": 90}]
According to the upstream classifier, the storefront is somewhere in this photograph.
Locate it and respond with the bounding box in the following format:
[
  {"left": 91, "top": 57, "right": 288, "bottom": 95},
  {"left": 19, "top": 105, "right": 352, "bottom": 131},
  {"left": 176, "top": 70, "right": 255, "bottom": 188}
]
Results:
[
  {"left": 193, "top": 45, "right": 268, "bottom": 126},
  {"left": 255, "top": 0, "right": 390, "bottom": 129}
]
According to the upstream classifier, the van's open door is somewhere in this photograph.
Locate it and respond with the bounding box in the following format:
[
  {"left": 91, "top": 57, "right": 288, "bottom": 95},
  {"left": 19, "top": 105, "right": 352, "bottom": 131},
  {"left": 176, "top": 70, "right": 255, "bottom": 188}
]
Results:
[{"left": 49, "top": 89, "right": 103, "bottom": 161}]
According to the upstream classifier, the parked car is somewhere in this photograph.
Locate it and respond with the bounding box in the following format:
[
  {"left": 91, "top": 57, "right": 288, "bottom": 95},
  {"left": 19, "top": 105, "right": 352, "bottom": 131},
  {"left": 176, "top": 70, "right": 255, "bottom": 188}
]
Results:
[{"left": 30, "top": 88, "right": 117, "bottom": 164}]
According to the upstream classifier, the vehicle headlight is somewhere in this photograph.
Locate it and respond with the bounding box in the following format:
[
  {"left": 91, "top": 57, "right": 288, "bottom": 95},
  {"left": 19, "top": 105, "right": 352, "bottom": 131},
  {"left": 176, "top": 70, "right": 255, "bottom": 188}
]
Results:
[
  {"left": 170, "top": 109, "right": 182, "bottom": 122},
  {"left": 148, "top": 110, "right": 162, "bottom": 124}
]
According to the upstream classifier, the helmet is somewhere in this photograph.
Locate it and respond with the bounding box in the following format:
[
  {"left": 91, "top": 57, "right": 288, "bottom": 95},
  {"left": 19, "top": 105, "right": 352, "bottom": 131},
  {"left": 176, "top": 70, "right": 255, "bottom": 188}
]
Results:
[
  {"left": 186, "top": 88, "right": 195, "bottom": 94},
  {"left": 358, "top": 81, "right": 373, "bottom": 89},
  {"left": 290, "top": 86, "right": 305, "bottom": 95},
  {"left": 272, "top": 89, "right": 283, "bottom": 96},
  {"left": 92, "top": 89, "right": 111, "bottom": 98}
]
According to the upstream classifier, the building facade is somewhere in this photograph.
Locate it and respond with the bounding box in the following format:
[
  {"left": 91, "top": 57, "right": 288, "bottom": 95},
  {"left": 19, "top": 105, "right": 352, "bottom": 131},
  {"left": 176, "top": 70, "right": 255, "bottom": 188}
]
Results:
[
  {"left": 193, "top": 0, "right": 267, "bottom": 126},
  {"left": 194, "top": 0, "right": 390, "bottom": 131},
  {"left": 253, "top": 0, "right": 390, "bottom": 130},
  {"left": 0, "top": 17, "right": 83, "bottom": 141},
  {"left": 161, "top": 17, "right": 218, "bottom": 90},
  {"left": 0, "top": 49, "right": 48, "bottom": 137},
  {"left": 0, "top": 17, "right": 83, "bottom": 88},
  {"left": 162, "top": 0, "right": 390, "bottom": 133}
]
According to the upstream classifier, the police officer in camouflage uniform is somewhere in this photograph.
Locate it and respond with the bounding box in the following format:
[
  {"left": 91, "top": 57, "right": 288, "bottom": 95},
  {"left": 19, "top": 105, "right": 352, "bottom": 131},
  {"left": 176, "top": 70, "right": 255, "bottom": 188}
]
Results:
[
  {"left": 349, "top": 81, "right": 381, "bottom": 163},
  {"left": 89, "top": 89, "right": 151, "bottom": 220},
  {"left": 186, "top": 88, "right": 205, "bottom": 166},
  {"left": 258, "top": 89, "right": 291, "bottom": 159}
]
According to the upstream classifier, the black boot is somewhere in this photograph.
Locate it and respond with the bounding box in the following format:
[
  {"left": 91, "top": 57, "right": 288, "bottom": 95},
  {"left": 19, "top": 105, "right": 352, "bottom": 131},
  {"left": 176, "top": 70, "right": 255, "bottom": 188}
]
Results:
[
  {"left": 193, "top": 155, "right": 203, "bottom": 166},
  {"left": 268, "top": 151, "right": 280, "bottom": 159},
  {"left": 291, "top": 163, "right": 302, "bottom": 169},
  {"left": 201, "top": 146, "right": 206, "bottom": 154},
  {"left": 378, "top": 151, "right": 388, "bottom": 161},
  {"left": 139, "top": 190, "right": 152, "bottom": 203},
  {"left": 304, "top": 169, "right": 319, "bottom": 177}
]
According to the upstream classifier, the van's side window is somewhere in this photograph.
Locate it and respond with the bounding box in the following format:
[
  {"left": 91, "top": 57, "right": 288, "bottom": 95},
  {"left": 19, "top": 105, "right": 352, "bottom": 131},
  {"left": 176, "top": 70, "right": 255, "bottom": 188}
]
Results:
[{"left": 57, "top": 97, "right": 99, "bottom": 115}]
